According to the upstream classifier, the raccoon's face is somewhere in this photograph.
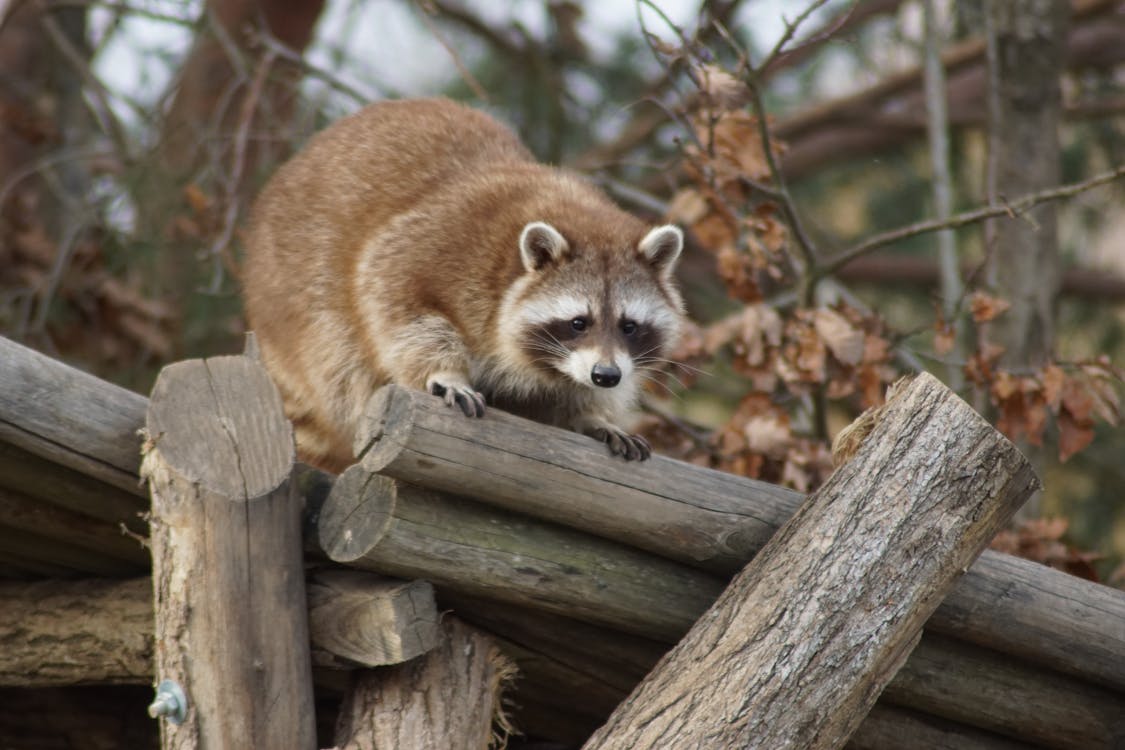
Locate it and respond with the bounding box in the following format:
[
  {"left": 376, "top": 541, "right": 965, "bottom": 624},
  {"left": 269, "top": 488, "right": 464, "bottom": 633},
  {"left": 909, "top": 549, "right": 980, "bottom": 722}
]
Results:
[{"left": 500, "top": 221, "right": 684, "bottom": 393}]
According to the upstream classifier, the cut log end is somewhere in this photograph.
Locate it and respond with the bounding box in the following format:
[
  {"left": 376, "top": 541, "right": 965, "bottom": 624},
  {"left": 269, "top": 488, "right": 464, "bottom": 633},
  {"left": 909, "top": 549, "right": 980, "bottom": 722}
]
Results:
[
  {"left": 145, "top": 355, "right": 294, "bottom": 498},
  {"left": 318, "top": 465, "right": 398, "bottom": 562}
]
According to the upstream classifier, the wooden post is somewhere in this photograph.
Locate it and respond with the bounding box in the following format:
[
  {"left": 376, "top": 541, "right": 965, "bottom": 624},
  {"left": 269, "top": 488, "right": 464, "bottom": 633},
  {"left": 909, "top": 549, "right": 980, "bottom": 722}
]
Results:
[
  {"left": 583, "top": 373, "right": 1039, "bottom": 750},
  {"left": 142, "top": 354, "right": 316, "bottom": 749},
  {"left": 333, "top": 617, "right": 515, "bottom": 750}
]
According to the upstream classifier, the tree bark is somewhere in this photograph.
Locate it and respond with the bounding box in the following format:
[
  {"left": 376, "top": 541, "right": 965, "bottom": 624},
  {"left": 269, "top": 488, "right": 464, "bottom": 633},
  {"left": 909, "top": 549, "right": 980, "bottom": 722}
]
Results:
[
  {"left": 332, "top": 618, "right": 514, "bottom": 750},
  {"left": 583, "top": 373, "right": 1038, "bottom": 749},
  {"left": 0, "top": 578, "right": 152, "bottom": 686},
  {"left": 358, "top": 383, "right": 802, "bottom": 574},
  {"left": 984, "top": 0, "right": 1068, "bottom": 367},
  {"left": 143, "top": 354, "right": 316, "bottom": 750},
  {"left": 315, "top": 465, "right": 725, "bottom": 642}
]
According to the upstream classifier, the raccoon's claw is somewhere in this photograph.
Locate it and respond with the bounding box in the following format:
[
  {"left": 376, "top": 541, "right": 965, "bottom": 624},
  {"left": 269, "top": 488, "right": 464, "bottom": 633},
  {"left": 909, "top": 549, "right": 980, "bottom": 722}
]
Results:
[
  {"left": 429, "top": 380, "right": 486, "bottom": 418},
  {"left": 590, "top": 426, "right": 652, "bottom": 461}
]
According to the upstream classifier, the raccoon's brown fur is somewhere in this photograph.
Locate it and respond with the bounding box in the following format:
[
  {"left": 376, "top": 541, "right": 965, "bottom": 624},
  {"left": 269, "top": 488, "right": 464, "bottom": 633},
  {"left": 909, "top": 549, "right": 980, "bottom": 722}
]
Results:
[{"left": 243, "top": 98, "right": 683, "bottom": 473}]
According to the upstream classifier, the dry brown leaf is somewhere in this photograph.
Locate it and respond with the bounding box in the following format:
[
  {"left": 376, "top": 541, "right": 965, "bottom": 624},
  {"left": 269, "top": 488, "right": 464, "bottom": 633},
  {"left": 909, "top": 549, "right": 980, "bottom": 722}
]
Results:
[
  {"left": 1041, "top": 363, "right": 1065, "bottom": 410},
  {"left": 743, "top": 414, "right": 791, "bottom": 459},
  {"left": 183, "top": 183, "right": 212, "bottom": 214},
  {"left": 1057, "top": 408, "right": 1095, "bottom": 462},
  {"left": 969, "top": 291, "right": 1011, "bottom": 323},
  {"left": 665, "top": 188, "right": 709, "bottom": 226},
  {"left": 933, "top": 323, "right": 955, "bottom": 356},
  {"left": 696, "top": 64, "right": 752, "bottom": 111},
  {"left": 814, "top": 307, "right": 864, "bottom": 366}
]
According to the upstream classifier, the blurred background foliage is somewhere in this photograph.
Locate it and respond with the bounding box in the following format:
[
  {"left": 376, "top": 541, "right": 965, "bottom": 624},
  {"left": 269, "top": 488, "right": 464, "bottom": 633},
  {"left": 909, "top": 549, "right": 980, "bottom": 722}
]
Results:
[{"left": 2, "top": 0, "right": 1124, "bottom": 579}]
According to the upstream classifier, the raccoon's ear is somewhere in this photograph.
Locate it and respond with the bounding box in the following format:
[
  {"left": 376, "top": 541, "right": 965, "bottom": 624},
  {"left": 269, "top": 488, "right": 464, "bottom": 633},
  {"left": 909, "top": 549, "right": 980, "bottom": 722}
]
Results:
[
  {"left": 519, "top": 222, "right": 569, "bottom": 272},
  {"left": 638, "top": 225, "right": 683, "bottom": 278}
]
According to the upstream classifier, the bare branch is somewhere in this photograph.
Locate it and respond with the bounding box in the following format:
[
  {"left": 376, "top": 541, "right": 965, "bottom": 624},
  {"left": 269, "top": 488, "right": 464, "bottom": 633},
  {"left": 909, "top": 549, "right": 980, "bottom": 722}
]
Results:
[
  {"left": 821, "top": 163, "right": 1125, "bottom": 277},
  {"left": 203, "top": 49, "right": 277, "bottom": 293},
  {"left": 414, "top": 0, "right": 491, "bottom": 103}
]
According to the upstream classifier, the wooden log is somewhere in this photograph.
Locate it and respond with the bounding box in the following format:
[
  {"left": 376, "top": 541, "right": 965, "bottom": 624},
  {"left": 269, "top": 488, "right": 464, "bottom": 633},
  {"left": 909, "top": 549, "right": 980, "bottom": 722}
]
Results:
[
  {"left": 333, "top": 617, "right": 515, "bottom": 750},
  {"left": 0, "top": 336, "right": 146, "bottom": 495},
  {"left": 4, "top": 338, "right": 1123, "bottom": 695},
  {"left": 0, "top": 579, "right": 152, "bottom": 686},
  {"left": 447, "top": 594, "right": 1103, "bottom": 750},
  {"left": 357, "top": 383, "right": 800, "bottom": 574},
  {"left": 355, "top": 383, "right": 1125, "bottom": 693},
  {"left": 882, "top": 633, "right": 1125, "bottom": 750},
  {"left": 583, "top": 373, "right": 1038, "bottom": 749},
  {"left": 143, "top": 354, "right": 316, "bottom": 750},
  {"left": 315, "top": 466, "right": 725, "bottom": 641},
  {"left": 0, "top": 487, "right": 148, "bottom": 570},
  {"left": 848, "top": 704, "right": 1033, "bottom": 750},
  {"left": 0, "top": 572, "right": 442, "bottom": 687},
  {"left": 307, "top": 570, "right": 441, "bottom": 669}
]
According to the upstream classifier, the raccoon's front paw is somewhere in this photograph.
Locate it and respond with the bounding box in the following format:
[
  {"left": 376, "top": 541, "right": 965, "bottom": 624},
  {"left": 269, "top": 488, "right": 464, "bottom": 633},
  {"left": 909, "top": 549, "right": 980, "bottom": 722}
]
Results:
[
  {"left": 427, "top": 375, "right": 486, "bottom": 418},
  {"left": 588, "top": 425, "right": 652, "bottom": 461}
]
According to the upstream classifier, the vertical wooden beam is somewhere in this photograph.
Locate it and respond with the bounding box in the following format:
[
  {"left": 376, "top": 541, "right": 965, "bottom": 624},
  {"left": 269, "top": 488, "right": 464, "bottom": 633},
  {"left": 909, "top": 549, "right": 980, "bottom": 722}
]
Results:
[{"left": 143, "top": 355, "right": 315, "bottom": 749}]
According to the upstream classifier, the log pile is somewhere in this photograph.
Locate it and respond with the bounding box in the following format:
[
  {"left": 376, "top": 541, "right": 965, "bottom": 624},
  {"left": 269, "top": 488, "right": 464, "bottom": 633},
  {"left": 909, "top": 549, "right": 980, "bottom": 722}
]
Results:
[{"left": 2, "top": 335, "right": 1125, "bottom": 748}]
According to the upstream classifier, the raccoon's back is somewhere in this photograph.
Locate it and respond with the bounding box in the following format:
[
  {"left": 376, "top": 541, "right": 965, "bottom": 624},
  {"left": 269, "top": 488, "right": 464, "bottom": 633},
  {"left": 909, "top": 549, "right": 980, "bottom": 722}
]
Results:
[{"left": 244, "top": 98, "right": 533, "bottom": 298}]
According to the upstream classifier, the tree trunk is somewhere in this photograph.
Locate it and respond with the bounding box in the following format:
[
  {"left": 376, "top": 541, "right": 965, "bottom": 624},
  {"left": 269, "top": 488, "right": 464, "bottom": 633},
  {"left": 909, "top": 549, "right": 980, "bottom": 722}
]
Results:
[
  {"left": 583, "top": 373, "right": 1038, "bottom": 749},
  {"left": 984, "top": 0, "right": 1068, "bottom": 366},
  {"left": 333, "top": 618, "right": 514, "bottom": 750}
]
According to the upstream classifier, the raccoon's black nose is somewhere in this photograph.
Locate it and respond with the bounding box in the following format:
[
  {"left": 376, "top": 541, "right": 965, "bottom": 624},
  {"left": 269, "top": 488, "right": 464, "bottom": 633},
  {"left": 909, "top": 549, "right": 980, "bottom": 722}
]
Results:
[{"left": 591, "top": 363, "right": 621, "bottom": 388}]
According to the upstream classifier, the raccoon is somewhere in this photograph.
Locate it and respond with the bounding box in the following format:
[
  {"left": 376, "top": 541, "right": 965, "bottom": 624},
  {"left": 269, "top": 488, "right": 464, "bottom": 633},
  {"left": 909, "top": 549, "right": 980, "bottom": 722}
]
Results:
[{"left": 242, "top": 98, "right": 684, "bottom": 473}]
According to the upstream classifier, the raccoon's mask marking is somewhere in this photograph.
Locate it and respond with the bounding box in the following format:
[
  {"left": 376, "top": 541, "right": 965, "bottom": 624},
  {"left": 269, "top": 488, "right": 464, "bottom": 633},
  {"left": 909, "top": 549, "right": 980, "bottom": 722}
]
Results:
[{"left": 510, "top": 221, "right": 684, "bottom": 393}]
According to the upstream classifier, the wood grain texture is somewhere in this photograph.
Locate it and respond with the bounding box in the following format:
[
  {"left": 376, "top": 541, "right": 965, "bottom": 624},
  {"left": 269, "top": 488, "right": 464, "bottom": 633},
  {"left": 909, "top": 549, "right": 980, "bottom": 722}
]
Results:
[
  {"left": 315, "top": 466, "right": 725, "bottom": 641},
  {"left": 355, "top": 383, "right": 1125, "bottom": 694},
  {"left": 358, "top": 383, "right": 801, "bottom": 573},
  {"left": 0, "top": 578, "right": 152, "bottom": 686},
  {"left": 333, "top": 617, "right": 514, "bottom": 750},
  {"left": 447, "top": 594, "right": 1108, "bottom": 749},
  {"left": 4, "top": 339, "right": 1123, "bottom": 695},
  {"left": 882, "top": 633, "right": 1125, "bottom": 749},
  {"left": 308, "top": 570, "right": 441, "bottom": 668},
  {"left": 583, "top": 373, "right": 1039, "bottom": 750},
  {"left": 144, "top": 354, "right": 315, "bottom": 750},
  {"left": 0, "top": 335, "right": 146, "bottom": 494}
]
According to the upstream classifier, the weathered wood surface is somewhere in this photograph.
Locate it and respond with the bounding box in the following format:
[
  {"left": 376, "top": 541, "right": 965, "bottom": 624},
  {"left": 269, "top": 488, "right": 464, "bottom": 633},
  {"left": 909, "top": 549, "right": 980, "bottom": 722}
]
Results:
[
  {"left": 308, "top": 569, "right": 441, "bottom": 669},
  {"left": 848, "top": 705, "right": 1033, "bottom": 750},
  {"left": 355, "top": 382, "right": 1125, "bottom": 692},
  {"left": 0, "top": 487, "right": 147, "bottom": 574},
  {"left": 0, "top": 573, "right": 443, "bottom": 686},
  {"left": 333, "top": 618, "right": 514, "bottom": 750},
  {"left": 449, "top": 595, "right": 1085, "bottom": 750},
  {"left": 357, "top": 382, "right": 799, "bottom": 573},
  {"left": 144, "top": 354, "right": 316, "bottom": 750},
  {"left": 0, "top": 336, "right": 146, "bottom": 494},
  {"left": 4, "top": 337, "right": 1124, "bottom": 694},
  {"left": 882, "top": 633, "right": 1125, "bottom": 750},
  {"left": 584, "top": 373, "right": 1038, "bottom": 750},
  {"left": 316, "top": 466, "right": 725, "bottom": 641},
  {"left": 0, "top": 578, "right": 151, "bottom": 686}
]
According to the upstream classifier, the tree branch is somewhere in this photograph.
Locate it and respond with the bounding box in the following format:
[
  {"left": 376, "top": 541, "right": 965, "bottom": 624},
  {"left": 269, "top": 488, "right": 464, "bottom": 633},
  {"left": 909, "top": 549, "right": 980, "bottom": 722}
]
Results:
[{"left": 820, "top": 163, "right": 1125, "bottom": 277}]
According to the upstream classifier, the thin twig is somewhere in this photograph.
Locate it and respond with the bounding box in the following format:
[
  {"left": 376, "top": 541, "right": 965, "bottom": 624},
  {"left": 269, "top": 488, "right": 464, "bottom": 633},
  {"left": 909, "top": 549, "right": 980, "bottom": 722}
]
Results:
[
  {"left": 821, "top": 163, "right": 1125, "bottom": 276},
  {"left": 414, "top": 0, "right": 491, "bottom": 103},
  {"left": 254, "top": 30, "right": 385, "bottom": 103},
  {"left": 204, "top": 49, "right": 277, "bottom": 293}
]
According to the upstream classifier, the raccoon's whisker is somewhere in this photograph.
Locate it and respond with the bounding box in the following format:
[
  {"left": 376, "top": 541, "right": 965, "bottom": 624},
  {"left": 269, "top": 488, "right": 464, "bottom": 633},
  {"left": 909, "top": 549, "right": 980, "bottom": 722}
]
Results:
[
  {"left": 637, "top": 365, "right": 687, "bottom": 391},
  {"left": 635, "top": 356, "right": 710, "bottom": 377},
  {"left": 635, "top": 371, "right": 683, "bottom": 400}
]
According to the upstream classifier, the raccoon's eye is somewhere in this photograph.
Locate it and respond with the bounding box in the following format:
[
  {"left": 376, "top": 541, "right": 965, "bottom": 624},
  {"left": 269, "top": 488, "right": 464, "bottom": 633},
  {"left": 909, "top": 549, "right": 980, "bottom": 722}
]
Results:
[
  {"left": 571, "top": 317, "right": 588, "bottom": 332},
  {"left": 621, "top": 320, "right": 638, "bottom": 336}
]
